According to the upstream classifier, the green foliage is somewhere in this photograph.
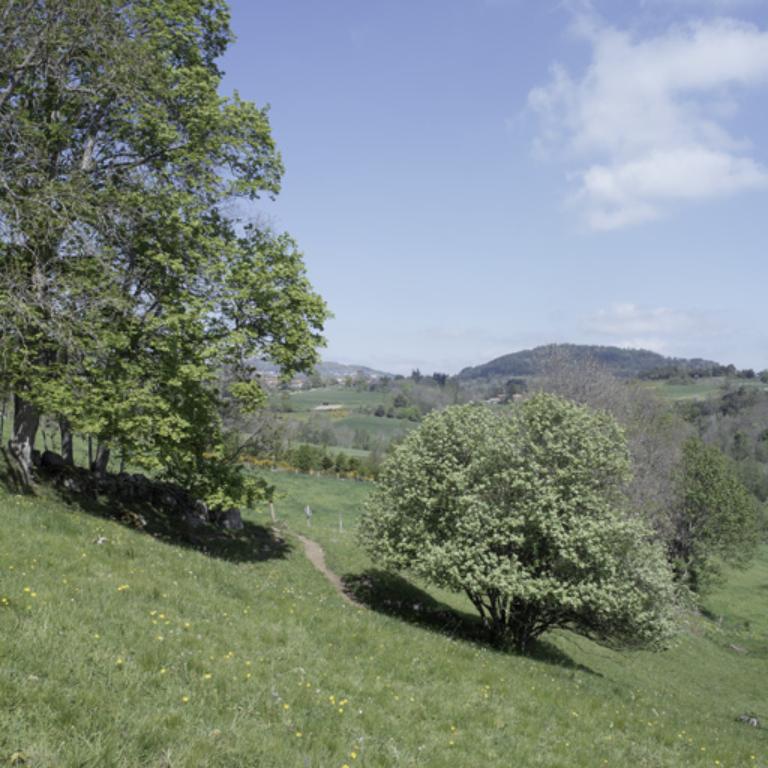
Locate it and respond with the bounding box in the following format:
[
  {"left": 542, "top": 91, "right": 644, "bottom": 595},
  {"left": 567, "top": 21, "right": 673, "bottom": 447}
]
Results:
[
  {"left": 360, "top": 395, "right": 678, "bottom": 651},
  {"left": 670, "top": 438, "right": 762, "bottom": 592},
  {"left": 292, "top": 443, "right": 319, "bottom": 474},
  {"left": 227, "top": 381, "right": 266, "bottom": 415},
  {"left": 334, "top": 452, "right": 349, "bottom": 473},
  {"left": 0, "top": 0, "right": 328, "bottom": 504}
]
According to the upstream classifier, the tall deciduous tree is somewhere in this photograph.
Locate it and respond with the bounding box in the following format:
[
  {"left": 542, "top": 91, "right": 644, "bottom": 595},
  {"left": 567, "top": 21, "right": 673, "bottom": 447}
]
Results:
[
  {"left": 359, "top": 395, "right": 678, "bottom": 652},
  {"left": 0, "top": 0, "right": 328, "bottom": 502},
  {"left": 539, "top": 349, "right": 691, "bottom": 544},
  {"left": 670, "top": 437, "right": 762, "bottom": 592}
]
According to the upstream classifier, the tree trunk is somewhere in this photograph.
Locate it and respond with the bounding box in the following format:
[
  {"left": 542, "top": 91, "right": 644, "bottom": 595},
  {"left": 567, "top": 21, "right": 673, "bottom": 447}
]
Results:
[
  {"left": 92, "top": 442, "right": 110, "bottom": 475},
  {"left": 59, "top": 418, "right": 74, "bottom": 466},
  {"left": 7, "top": 393, "right": 40, "bottom": 489}
]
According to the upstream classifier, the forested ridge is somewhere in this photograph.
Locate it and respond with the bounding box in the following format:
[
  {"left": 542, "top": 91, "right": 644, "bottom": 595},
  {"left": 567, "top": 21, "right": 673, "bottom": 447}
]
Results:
[{"left": 458, "top": 343, "right": 724, "bottom": 380}]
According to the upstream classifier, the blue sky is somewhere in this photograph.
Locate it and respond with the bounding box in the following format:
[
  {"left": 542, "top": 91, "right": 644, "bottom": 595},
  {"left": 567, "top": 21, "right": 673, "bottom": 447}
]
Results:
[{"left": 222, "top": 0, "right": 768, "bottom": 374}]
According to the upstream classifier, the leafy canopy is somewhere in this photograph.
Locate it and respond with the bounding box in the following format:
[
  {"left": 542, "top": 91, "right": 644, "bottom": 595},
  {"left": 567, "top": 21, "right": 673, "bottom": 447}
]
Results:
[
  {"left": 360, "top": 394, "right": 678, "bottom": 652},
  {"left": 0, "top": 0, "right": 328, "bottom": 504},
  {"left": 670, "top": 437, "right": 762, "bottom": 593}
]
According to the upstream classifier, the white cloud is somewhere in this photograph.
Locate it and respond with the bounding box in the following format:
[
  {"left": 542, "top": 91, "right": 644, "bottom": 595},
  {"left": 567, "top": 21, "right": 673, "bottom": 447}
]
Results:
[
  {"left": 529, "top": 16, "right": 768, "bottom": 229},
  {"left": 587, "top": 302, "right": 697, "bottom": 336},
  {"left": 583, "top": 302, "right": 722, "bottom": 355}
]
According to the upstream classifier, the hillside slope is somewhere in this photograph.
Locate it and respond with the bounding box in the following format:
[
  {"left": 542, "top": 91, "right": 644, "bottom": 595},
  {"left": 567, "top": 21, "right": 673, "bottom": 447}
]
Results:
[
  {"left": 1, "top": 472, "right": 766, "bottom": 767},
  {"left": 458, "top": 344, "right": 719, "bottom": 380}
]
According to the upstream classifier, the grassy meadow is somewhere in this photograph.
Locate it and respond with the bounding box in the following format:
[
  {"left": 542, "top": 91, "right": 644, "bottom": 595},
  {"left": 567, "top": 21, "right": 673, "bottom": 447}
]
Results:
[
  {"left": 278, "top": 388, "right": 390, "bottom": 413},
  {"left": 1, "top": 464, "right": 766, "bottom": 768},
  {"left": 645, "top": 378, "right": 768, "bottom": 401},
  {"left": 269, "top": 387, "right": 418, "bottom": 459}
]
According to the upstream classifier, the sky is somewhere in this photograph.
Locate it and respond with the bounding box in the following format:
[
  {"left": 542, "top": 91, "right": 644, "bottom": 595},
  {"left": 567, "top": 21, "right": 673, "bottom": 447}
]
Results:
[{"left": 221, "top": 0, "right": 768, "bottom": 374}]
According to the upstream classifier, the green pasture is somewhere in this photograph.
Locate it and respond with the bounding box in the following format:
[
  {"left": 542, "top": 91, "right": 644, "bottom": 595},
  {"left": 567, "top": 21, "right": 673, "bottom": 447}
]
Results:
[
  {"left": 294, "top": 444, "right": 373, "bottom": 460},
  {"left": 279, "top": 411, "right": 415, "bottom": 440},
  {"left": 1, "top": 464, "right": 766, "bottom": 767},
  {"left": 276, "top": 387, "right": 389, "bottom": 413},
  {"left": 332, "top": 414, "right": 415, "bottom": 441},
  {"left": 645, "top": 378, "right": 767, "bottom": 401}
]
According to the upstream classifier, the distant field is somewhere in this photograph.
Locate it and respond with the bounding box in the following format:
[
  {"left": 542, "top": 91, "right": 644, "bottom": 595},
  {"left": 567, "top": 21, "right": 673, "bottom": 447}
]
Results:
[
  {"left": 273, "top": 388, "right": 417, "bottom": 448},
  {"left": 332, "top": 413, "right": 416, "bottom": 441},
  {"left": 645, "top": 377, "right": 767, "bottom": 401},
  {"left": 282, "top": 410, "right": 415, "bottom": 438},
  {"left": 277, "top": 387, "right": 389, "bottom": 412},
  {"left": 295, "top": 443, "right": 373, "bottom": 460}
]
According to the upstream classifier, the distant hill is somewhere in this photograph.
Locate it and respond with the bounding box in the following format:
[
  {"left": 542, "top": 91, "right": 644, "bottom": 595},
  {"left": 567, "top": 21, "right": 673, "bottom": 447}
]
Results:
[
  {"left": 314, "top": 361, "right": 394, "bottom": 379},
  {"left": 252, "top": 359, "right": 393, "bottom": 379},
  {"left": 457, "top": 344, "right": 720, "bottom": 381}
]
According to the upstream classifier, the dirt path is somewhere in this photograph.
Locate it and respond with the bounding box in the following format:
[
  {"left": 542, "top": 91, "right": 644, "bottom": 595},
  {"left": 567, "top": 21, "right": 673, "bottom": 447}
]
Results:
[{"left": 294, "top": 533, "right": 359, "bottom": 606}]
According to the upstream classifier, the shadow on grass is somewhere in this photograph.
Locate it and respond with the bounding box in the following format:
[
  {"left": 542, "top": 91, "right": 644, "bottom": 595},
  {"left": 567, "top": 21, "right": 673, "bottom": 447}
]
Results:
[
  {"left": 698, "top": 605, "right": 768, "bottom": 659},
  {"left": 0, "top": 454, "right": 290, "bottom": 565},
  {"left": 343, "top": 568, "right": 598, "bottom": 673},
  {"left": 65, "top": 487, "right": 290, "bottom": 564},
  {"left": 699, "top": 606, "right": 720, "bottom": 621}
]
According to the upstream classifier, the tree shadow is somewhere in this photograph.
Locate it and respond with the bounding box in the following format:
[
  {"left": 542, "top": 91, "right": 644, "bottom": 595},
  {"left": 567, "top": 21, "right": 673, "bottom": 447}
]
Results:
[
  {"left": 21, "top": 461, "right": 291, "bottom": 564},
  {"left": 342, "top": 568, "right": 599, "bottom": 674},
  {"left": 66, "top": 488, "right": 289, "bottom": 564},
  {"left": 65, "top": 491, "right": 291, "bottom": 563},
  {"left": 697, "top": 605, "right": 768, "bottom": 660}
]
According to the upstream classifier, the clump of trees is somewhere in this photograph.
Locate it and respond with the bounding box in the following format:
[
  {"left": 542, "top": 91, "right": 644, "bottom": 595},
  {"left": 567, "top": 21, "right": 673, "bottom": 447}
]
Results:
[
  {"left": 681, "top": 385, "right": 768, "bottom": 503},
  {"left": 539, "top": 351, "right": 689, "bottom": 539},
  {"left": 0, "top": 1, "right": 327, "bottom": 507},
  {"left": 669, "top": 438, "right": 762, "bottom": 592},
  {"left": 539, "top": 354, "right": 764, "bottom": 594},
  {"left": 640, "top": 363, "right": 756, "bottom": 381},
  {"left": 288, "top": 444, "right": 369, "bottom": 477},
  {"left": 243, "top": 443, "right": 380, "bottom": 479},
  {"left": 359, "top": 395, "right": 678, "bottom": 652}
]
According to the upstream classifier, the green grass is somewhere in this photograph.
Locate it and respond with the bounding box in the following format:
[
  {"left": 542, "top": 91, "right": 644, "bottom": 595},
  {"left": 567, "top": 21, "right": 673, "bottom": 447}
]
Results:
[
  {"left": 331, "top": 413, "right": 416, "bottom": 441},
  {"left": 286, "top": 410, "right": 415, "bottom": 441},
  {"left": 296, "top": 444, "right": 373, "bottom": 460},
  {"left": 268, "top": 387, "right": 416, "bottom": 451},
  {"left": 645, "top": 378, "right": 768, "bottom": 401},
  {"left": 278, "top": 387, "right": 389, "bottom": 413},
  {"left": 278, "top": 408, "right": 415, "bottom": 454},
  {"left": 1, "top": 467, "right": 767, "bottom": 767}
]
